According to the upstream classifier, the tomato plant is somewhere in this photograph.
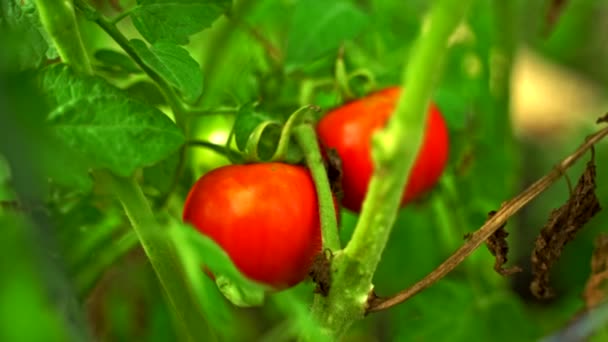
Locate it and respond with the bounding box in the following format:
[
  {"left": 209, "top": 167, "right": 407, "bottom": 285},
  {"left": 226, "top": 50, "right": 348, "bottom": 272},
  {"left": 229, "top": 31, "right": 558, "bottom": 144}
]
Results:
[
  {"left": 3, "top": 0, "right": 608, "bottom": 341},
  {"left": 182, "top": 162, "right": 322, "bottom": 289},
  {"left": 317, "top": 86, "right": 449, "bottom": 212}
]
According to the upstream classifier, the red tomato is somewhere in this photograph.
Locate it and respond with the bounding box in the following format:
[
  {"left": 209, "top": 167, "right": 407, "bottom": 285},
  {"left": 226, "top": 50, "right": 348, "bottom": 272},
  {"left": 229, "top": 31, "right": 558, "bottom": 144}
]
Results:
[
  {"left": 182, "top": 163, "right": 322, "bottom": 289},
  {"left": 317, "top": 86, "right": 449, "bottom": 212}
]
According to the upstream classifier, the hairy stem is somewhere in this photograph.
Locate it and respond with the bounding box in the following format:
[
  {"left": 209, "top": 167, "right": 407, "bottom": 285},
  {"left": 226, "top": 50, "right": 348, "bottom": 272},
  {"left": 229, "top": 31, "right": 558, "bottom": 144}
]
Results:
[
  {"left": 307, "top": 0, "right": 473, "bottom": 338},
  {"left": 368, "top": 126, "right": 608, "bottom": 312},
  {"left": 40, "top": 2, "right": 211, "bottom": 338},
  {"left": 35, "top": 0, "right": 93, "bottom": 74},
  {"left": 98, "top": 173, "right": 212, "bottom": 341},
  {"left": 294, "top": 124, "right": 341, "bottom": 252}
]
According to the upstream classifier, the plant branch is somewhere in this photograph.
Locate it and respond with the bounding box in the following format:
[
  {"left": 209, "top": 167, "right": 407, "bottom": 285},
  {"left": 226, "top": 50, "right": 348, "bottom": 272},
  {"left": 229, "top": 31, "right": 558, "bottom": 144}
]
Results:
[
  {"left": 96, "top": 173, "right": 212, "bottom": 341},
  {"left": 294, "top": 124, "right": 341, "bottom": 252},
  {"left": 185, "top": 140, "right": 243, "bottom": 162},
  {"left": 367, "top": 125, "right": 608, "bottom": 313},
  {"left": 344, "top": 0, "right": 471, "bottom": 282},
  {"left": 306, "top": 0, "right": 473, "bottom": 339},
  {"left": 110, "top": 7, "right": 133, "bottom": 25},
  {"left": 73, "top": 0, "right": 188, "bottom": 126}
]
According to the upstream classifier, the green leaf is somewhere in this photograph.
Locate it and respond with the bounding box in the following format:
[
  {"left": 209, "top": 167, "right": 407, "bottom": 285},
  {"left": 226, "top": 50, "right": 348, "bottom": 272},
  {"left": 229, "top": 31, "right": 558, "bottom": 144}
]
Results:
[
  {"left": 216, "top": 275, "right": 265, "bottom": 307},
  {"left": 0, "top": 0, "right": 58, "bottom": 71},
  {"left": 94, "top": 49, "right": 141, "bottom": 74},
  {"left": 143, "top": 149, "right": 181, "bottom": 195},
  {"left": 285, "top": 0, "right": 369, "bottom": 68},
  {"left": 170, "top": 221, "right": 266, "bottom": 339},
  {"left": 130, "top": 39, "right": 203, "bottom": 103},
  {"left": 125, "top": 81, "right": 166, "bottom": 106},
  {"left": 0, "top": 214, "right": 69, "bottom": 342},
  {"left": 131, "top": 0, "right": 231, "bottom": 45},
  {"left": 40, "top": 64, "right": 185, "bottom": 177},
  {"left": 0, "top": 70, "right": 92, "bottom": 192}
]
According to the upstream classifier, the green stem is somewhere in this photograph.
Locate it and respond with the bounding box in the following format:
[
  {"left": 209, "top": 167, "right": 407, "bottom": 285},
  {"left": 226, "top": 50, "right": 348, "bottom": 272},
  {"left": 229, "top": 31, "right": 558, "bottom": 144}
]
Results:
[
  {"left": 346, "top": 0, "right": 471, "bottom": 270},
  {"left": 35, "top": 0, "right": 93, "bottom": 74},
  {"left": 335, "top": 51, "right": 354, "bottom": 100},
  {"left": 110, "top": 7, "right": 134, "bottom": 25},
  {"left": 293, "top": 124, "right": 340, "bottom": 252},
  {"left": 38, "top": 1, "right": 210, "bottom": 339},
  {"left": 185, "top": 140, "right": 243, "bottom": 162},
  {"left": 98, "top": 173, "right": 212, "bottom": 341},
  {"left": 307, "top": 0, "right": 473, "bottom": 338},
  {"left": 73, "top": 0, "right": 188, "bottom": 127}
]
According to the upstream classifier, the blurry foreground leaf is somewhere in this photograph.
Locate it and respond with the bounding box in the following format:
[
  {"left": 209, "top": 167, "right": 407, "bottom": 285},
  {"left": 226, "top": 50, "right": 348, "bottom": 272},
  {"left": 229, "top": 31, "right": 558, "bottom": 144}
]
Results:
[
  {"left": 0, "top": 215, "right": 67, "bottom": 342},
  {"left": 171, "top": 220, "right": 267, "bottom": 339}
]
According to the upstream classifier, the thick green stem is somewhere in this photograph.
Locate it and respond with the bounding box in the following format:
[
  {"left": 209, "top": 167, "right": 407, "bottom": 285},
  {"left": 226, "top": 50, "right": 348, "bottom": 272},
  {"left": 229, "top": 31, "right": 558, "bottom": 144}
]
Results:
[
  {"left": 98, "top": 173, "right": 212, "bottom": 341},
  {"left": 294, "top": 124, "right": 340, "bottom": 252},
  {"left": 346, "top": 0, "right": 471, "bottom": 278},
  {"left": 38, "top": 2, "right": 210, "bottom": 338},
  {"left": 308, "top": 0, "right": 473, "bottom": 338},
  {"left": 35, "top": 0, "right": 93, "bottom": 74}
]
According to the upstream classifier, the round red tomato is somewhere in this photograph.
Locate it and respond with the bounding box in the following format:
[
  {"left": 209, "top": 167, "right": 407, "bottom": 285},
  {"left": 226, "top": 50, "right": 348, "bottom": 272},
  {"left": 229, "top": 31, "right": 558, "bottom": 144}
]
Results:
[
  {"left": 317, "top": 86, "right": 449, "bottom": 212},
  {"left": 182, "top": 163, "right": 322, "bottom": 289}
]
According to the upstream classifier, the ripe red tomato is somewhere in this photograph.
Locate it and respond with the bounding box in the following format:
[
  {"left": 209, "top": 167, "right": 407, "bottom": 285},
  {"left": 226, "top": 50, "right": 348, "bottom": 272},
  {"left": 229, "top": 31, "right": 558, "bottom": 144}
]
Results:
[
  {"left": 182, "top": 163, "right": 322, "bottom": 289},
  {"left": 317, "top": 86, "right": 449, "bottom": 212}
]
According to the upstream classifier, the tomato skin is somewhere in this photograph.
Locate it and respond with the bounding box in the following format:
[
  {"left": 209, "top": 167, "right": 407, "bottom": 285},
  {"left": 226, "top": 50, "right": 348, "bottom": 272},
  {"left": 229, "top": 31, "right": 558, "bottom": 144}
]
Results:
[
  {"left": 317, "top": 86, "right": 449, "bottom": 212},
  {"left": 182, "top": 163, "right": 322, "bottom": 289}
]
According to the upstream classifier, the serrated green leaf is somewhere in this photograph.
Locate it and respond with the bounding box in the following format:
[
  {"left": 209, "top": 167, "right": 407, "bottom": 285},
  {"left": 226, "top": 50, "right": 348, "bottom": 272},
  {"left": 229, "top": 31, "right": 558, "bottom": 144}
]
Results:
[
  {"left": 130, "top": 39, "right": 203, "bottom": 103},
  {"left": 0, "top": 0, "right": 57, "bottom": 71},
  {"left": 131, "top": 0, "right": 231, "bottom": 45},
  {"left": 40, "top": 64, "right": 185, "bottom": 177},
  {"left": 286, "top": 0, "right": 369, "bottom": 68},
  {"left": 94, "top": 49, "right": 142, "bottom": 74}
]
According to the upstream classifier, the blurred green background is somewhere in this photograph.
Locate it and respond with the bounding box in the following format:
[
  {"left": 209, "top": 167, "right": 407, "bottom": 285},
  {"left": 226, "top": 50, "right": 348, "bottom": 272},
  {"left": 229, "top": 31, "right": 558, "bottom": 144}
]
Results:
[{"left": 2, "top": 0, "right": 608, "bottom": 341}]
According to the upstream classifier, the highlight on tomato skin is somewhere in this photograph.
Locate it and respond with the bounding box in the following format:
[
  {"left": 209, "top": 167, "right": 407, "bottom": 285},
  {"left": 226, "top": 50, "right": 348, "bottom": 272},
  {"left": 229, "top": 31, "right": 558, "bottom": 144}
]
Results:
[
  {"left": 182, "top": 162, "right": 323, "bottom": 290},
  {"left": 316, "top": 86, "right": 450, "bottom": 213}
]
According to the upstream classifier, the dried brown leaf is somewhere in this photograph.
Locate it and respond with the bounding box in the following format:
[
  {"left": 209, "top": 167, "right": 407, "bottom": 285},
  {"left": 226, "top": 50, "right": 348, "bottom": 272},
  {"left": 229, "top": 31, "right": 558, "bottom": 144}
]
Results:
[
  {"left": 485, "top": 210, "right": 522, "bottom": 276},
  {"left": 584, "top": 234, "right": 608, "bottom": 309},
  {"left": 309, "top": 249, "right": 333, "bottom": 297},
  {"left": 530, "top": 152, "right": 602, "bottom": 299}
]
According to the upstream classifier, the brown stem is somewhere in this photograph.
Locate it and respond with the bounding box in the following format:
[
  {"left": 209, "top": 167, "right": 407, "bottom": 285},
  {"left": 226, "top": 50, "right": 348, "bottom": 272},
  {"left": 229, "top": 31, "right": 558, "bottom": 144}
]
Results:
[{"left": 367, "top": 125, "right": 608, "bottom": 314}]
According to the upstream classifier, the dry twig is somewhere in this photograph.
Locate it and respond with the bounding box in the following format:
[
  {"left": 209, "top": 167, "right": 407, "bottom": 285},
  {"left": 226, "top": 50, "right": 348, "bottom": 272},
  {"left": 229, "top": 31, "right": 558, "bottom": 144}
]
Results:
[{"left": 367, "top": 125, "right": 608, "bottom": 313}]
